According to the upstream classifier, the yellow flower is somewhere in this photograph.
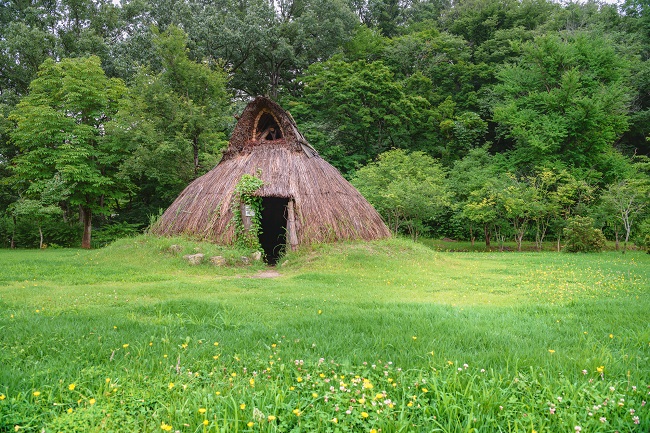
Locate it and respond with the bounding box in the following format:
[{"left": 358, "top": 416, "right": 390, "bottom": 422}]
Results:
[
  {"left": 67, "top": 408, "right": 73, "bottom": 413},
  {"left": 447, "top": 361, "right": 453, "bottom": 365},
  {"left": 361, "top": 412, "right": 369, "bottom": 418},
  {"left": 198, "top": 408, "right": 206, "bottom": 414},
  {"left": 182, "top": 343, "right": 188, "bottom": 349},
  {"left": 363, "top": 381, "right": 373, "bottom": 389},
  {"left": 289, "top": 386, "right": 295, "bottom": 391},
  {"left": 412, "top": 336, "right": 417, "bottom": 340},
  {"left": 215, "top": 391, "right": 221, "bottom": 395},
  {"left": 33, "top": 391, "right": 40, "bottom": 397},
  {"left": 240, "top": 403, "right": 246, "bottom": 410},
  {"left": 249, "top": 378, "right": 255, "bottom": 386},
  {"left": 407, "top": 402, "right": 413, "bottom": 407},
  {"left": 0, "top": 394, "right": 5, "bottom": 400},
  {"left": 247, "top": 422, "right": 254, "bottom": 427},
  {"left": 168, "top": 383, "right": 174, "bottom": 390},
  {"left": 609, "top": 334, "right": 613, "bottom": 339},
  {"left": 371, "top": 430, "right": 378, "bottom": 433},
  {"left": 548, "top": 349, "right": 555, "bottom": 354},
  {"left": 161, "top": 422, "right": 173, "bottom": 431},
  {"left": 203, "top": 420, "right": 209, "bottom": 426},
  {"left": 296, "top": 377, "right": 303, "bottom": 382},
  {"left": 105, "top": 378, "right": 111, "bottom": 383},
  {"left": 597, "top": 366, "right": 605, "bottom": 373},
  {"left": 149, "top": 342, "right": 153, "bottom": 346},
  {"left": 231, "top": 373, "right": 237, "bottom": 377},
  {"left": 271, "top": 343, "right": 276, "bottom": 348},
  {"left": 267, "top": 415, "right": 276, "bottom": 421},
  {"left": 375, "top": 393, "right": 383, "bottom": 400},
  {"left": 89, "top": 398, "right": 96, "bottom": 405},
  {"left": 359, "top": 398, "right": 366, "bottom": 404},
  {"left": 68, "top": 384, "right": 75, "bottom": 391},
  {"left": 312, "top": 393, "right": 318, "bottom": 398},
  {"left": 318, "top": 310, "right": 322, "bottom": 314},
  {"left": 122, "top": 344, "right": 129, "bottom": 349},
  {"left": 331, "top": 418, "right": 338, "bottom": 423},
  {"left": 292, "top": 408, "right": 301, "bottom": 416},
  {"left": 422, "top": 388, "right": 428, "bottom": 393},
  {"left": 214, "top": 342, "right": 219, "bottom": 346}
]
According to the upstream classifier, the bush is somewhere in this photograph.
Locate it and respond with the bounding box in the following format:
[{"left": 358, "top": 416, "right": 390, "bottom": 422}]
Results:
[{"left": 563, "top": 216, "right": 606, "bottom": 253}]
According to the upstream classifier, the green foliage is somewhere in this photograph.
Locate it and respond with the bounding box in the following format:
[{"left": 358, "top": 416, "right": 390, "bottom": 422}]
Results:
[
  {"left": 563, "top": 216, "right": 607, "bottom": 253},
  {"left": 291, "top": 59, "right": 426, "bottom": 173},
  {"left": 232, "top": 173, "right": 265, "bottom": 250},
  {"left": 492, "top": 33, "right": 632, "bottom": 176},
  {"left": 9, "top": 55, "right": 127, "bottom": 248},
  {"left": 636, "top": 218, "right": 650, "bottom": 253},
  {"left": 352, "top": 149, "right": 451, "bottom": 239},
  {"left": 109, "top": 25, "right": 231, "bottom": 218}
]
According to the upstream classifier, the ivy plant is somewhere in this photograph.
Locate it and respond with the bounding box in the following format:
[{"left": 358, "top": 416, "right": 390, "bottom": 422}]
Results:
[{"left": 232, "top": 172, "right": 264, "bottom": 250}]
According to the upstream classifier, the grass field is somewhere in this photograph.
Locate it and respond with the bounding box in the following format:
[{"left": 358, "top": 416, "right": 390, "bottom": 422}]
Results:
[{"left": 0, "top": 236, "right": 648, "bottom": 432}]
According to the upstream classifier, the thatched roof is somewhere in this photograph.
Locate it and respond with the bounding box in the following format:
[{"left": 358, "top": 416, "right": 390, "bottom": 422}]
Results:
[{"left": 151, "top": 96, "right": 390, "bottom": 245}]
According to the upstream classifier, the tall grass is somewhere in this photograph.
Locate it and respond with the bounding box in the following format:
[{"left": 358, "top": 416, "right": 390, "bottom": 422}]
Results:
[{"left": 0, "top": 236, "right": 648, "bottom": 432}]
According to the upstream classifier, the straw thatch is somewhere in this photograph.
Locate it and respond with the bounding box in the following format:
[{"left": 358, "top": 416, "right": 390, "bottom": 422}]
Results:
[{"left": 151, "top": 96, "right": 390, "bottom": 246}]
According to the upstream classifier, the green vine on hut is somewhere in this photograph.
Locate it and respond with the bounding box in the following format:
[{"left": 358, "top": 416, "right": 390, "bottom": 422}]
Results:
[{"left": 232, "top": 171, "right": 264, "bottom": 250}]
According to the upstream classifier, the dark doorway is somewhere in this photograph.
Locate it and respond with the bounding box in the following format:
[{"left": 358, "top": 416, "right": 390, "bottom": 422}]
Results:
[{"left": 259, "top": 197, "right": 288, "bottom": 265}]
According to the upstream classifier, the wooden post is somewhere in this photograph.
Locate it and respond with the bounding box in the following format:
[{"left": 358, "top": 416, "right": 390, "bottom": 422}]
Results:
[
  {"left": 240, "top": 202, "right": 253, "bottom": 232},
  {"left": 286, "top": 200, "right": 299, "bottom": 251}
]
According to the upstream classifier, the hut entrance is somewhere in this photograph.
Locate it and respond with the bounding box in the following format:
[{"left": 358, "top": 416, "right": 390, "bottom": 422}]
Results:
[{"left": 259, "top": 197, "right": 289, "bottom": 265}]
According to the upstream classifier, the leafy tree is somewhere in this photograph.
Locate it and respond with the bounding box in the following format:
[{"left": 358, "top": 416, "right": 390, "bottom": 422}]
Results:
[
  {"left": 352, "top": 148, "right": 451, "bottom": 240},
  {"left": 447, "top": 146, "right": 500, "bottom": 245},
  {"left": 600, "top": 178, "right": 649, "bottom": 253},
  {"left": 9, "top": 56, "right": 127, "bottom": 248},
  {"left": 9, "top": 176, "right": 70, "bottom": 249},
  {"left": 108, "top": 26, "right": 231, "bottom": 220},
  {"left": 291, "top": 58, "right": 425, "bottom": 173},
  {"left": 491, "top": 33, "right": 632, "bottom": 176}
]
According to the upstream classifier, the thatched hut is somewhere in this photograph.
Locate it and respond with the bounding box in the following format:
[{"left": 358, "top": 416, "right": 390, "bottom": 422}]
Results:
[{"left": 152, "top": 96, "right": 390, "bottom": 263}]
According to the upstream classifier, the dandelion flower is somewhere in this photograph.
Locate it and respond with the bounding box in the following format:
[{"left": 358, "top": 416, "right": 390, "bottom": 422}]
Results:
[
  {"left": 318, "top": 310, "right": 322, "bottom": 314},
  {"left": 312, "top": 393, "right": 318, "bottom": 398},
  {"left": 296, "top": 377, "right": 303, "bottom": 382},
  {"left": 89, "top": 398, "right": 96, "bottom": 405},
  {"left": 597, "top": 366, "right": 605, "bottom": 373},
  {"left": 548, "top": 350, "right": 555, "bottom": 354},
  {"left": 249, "top": 379, "right": 255, "bottom": 386},
  {"left": 292, "top": 408, "right": 301, "bottom": 416},
  {"left": 68, "top": 384, "right": 75, "bottom": 391},
  {"left": 331, "top": 418, "right": 338, "bottom": 423},
  {"left": 203, "top": 420, "right": 209, "bottom": 426},
  {"left": 67, "top": 408, "right": 73, "bottom": 414},
  {"left": 240, "top": 403, "right": 246, "bottom": 410},
  {"left": 198, "top": 408, "right": 206, "bottom": 414},
  {"left": 247, "top": 421, "right": 254, "bottom": 427},
  {"left": 371, "top": 430, "right": 378, "bottom": 433},
  {"left": 214, "top": 342, "right": 219, "bottom": 346},
  {"left": 0, "top": 394, "right": 5, "bottom": 400},
  {"left": 168, "top": 383, "right": 174, "bottom": 390},
  {"left": 361, "top": 412, "right": 369, "bottom": 418},
  {"left": 267, "top": 415, "right": 276, "bottom": 421},
  {"left": 412, "top": 336, "right": 417, "bottom": 340},
  {"left": 32, "top": 391, "right": 40, "bottom": 397},
  {"left": 122, "top": 344, "right": 129, "bottom": 349},
  {"left": 609, "top": 334, "right": 613, "bottom": 339},
  {"left": 422, "top": 388, "right": 428, "bottom": 393},
  {"left": 160, "top": 422, "right": 172, "bottom": 431}
]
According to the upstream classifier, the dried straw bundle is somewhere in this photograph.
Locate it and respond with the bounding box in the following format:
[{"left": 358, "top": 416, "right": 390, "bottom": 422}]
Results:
[{"left": 151, "top": 97, "right": 390, "bottom": 245}]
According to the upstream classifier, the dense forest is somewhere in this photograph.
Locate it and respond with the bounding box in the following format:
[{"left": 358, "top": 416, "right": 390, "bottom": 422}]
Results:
[{"left": 0, "top": 0, "right": 648, "bottom": 250}]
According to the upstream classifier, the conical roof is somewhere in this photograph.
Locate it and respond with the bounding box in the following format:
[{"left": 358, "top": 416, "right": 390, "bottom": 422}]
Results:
[{"left": 152, "top": 96, "right": 391, "bottom": 245}]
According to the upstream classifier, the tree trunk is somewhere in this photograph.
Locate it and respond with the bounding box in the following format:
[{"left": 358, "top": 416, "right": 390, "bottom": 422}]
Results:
[
  {"left": 80, "top": 206, "right": 92, "bottom": 249},
  {"left": 484, "top": 223, "right": 491, "bottom": 248},
  {"left": 11, "top": 215, "right": 16, "bottom": 249},
  {"left": 614, "top": 230, "right": 619, "bottom": 251},
  {"left": 39, "top": 225, "right": 44, "bottom": 249},
  {"left": 470, "top": 224, "right": 474, "bottom": 246}
]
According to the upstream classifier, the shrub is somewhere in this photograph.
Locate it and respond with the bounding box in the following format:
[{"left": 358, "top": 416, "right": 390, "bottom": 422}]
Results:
[
  {"left": 563, "top": 216, "right": 606, "bottom": 252},
  {"left": 636, "top": 218, "right": 650, "bottom": 254}
]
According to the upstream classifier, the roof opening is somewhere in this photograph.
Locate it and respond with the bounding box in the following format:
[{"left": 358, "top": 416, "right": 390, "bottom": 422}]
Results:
[{"left": 254, "top": 112, "right": 283, "bottom": 141}]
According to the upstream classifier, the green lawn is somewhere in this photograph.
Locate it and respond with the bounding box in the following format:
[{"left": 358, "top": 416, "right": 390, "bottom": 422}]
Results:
[{"left": 0, "top": 236, "right": 648, "bottom": 432}]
